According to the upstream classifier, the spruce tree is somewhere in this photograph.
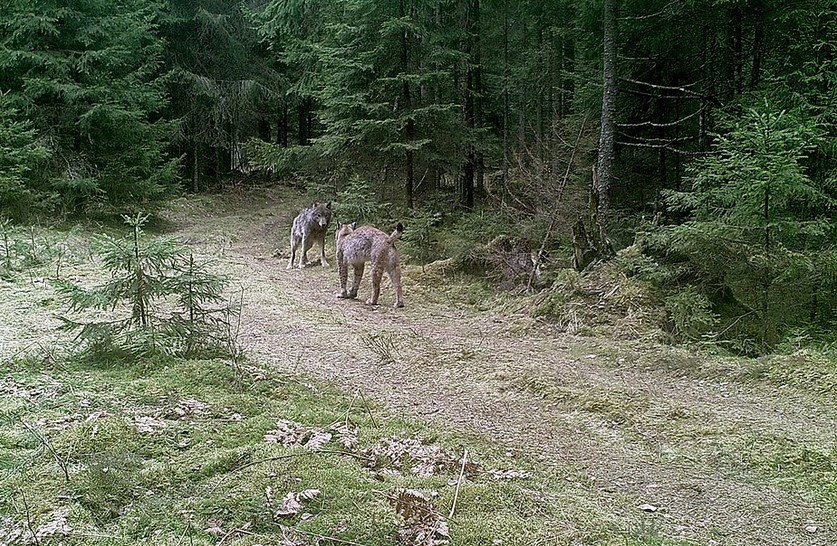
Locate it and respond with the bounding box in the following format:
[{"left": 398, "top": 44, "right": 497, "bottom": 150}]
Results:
[
  {"left": 160, "top": 0, "right": 281, "bottom": 189},
  {"left": 1, "top": 0, "right": 177, "bottom": 213},
  {"left": 56, "top": 214, "right": 234, "bottom": 357},
  {"left": 0, "top": 95, "right": 51, "bottom": 218},
  {"left": 661, "top": 104, "right": 836, "bottom": 349},
  {"left": 248, "top": 0, "right": 469, "bottom": 207}
]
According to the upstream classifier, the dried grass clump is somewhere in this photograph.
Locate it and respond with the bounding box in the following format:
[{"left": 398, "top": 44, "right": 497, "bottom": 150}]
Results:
[
  {"left": 531, "top": 247, "right": 666, "bottom": 340},
  {"left": 405, "top": 235, "right": 542, "bottom": 291}
]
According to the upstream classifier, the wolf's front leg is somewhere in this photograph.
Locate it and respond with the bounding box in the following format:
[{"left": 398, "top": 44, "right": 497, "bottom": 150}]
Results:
[
  {"left": 319, "top": 238, "right": 330, "bottom": 267},
  {"left": 297, "top": 236, "right": 309, "bottom": 268},
  {"left": 287, "top": 234, "right": 298, "bottom": 269}
]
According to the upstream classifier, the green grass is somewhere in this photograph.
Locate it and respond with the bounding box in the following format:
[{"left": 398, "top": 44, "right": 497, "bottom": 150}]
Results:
[
  {"left": 3, "top": 191, "right": 835, "bottom": 546},
  {"left": 1, "top": 352, "right": 693, "bottom": 546}
]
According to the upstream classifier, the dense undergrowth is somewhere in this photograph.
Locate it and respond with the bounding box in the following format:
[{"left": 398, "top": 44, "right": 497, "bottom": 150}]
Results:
[{"left": 304, "top": 174, "right": 835, "bottom": 357}]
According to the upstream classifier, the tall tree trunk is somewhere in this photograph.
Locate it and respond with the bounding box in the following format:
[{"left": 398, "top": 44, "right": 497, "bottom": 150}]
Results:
[
  {"left": 297, "top": 98, "right": 308, "bottom": 145},
  {"left": 192, "top": 141, "right": 199, "bottom": 193},
  {"left": 460, "top": 0, "right": 478, "bottom": 208},
  {"left": 401, "top": 0, "right": 415, "bottom": 209},
  {"left": 699, "top": 25, "right": 709, "bottom": 151},
  {"left": 732, "top": 6, "right": 743, "bottom": 95},
  {"left": 560, "top": 33, "right": 575, "bottom": 116},
  {"left": 518, "top": 20, "right": 528, "bottom": 150},
  {"left": 596, "top": 0, "right": 616, "bottom": 235},
  {"left": 536, "top": 24, "right": 544, "bottom": 148},
  {"left": 257, "top": 117, "right": 270, "bottom": 141},
  {"left": 751, "top": 6, "right": 764, "bottom": 88},
  {"left": 306, "top": 96, "right": 314, "bottom": 141},
  {"left": 502, "top": 4, "right": 510, "bottom": 186},
  {"left": 473, "top": 0, "right": 484, "bottom": 197},
  {"left": 215, "top": 146, "right": 224, "bottom": 189},
  {"left": 278, "top": 101, "right": 289, "bottom": 147},
  {"left": 656, "top": 147, "right": 666, "bottom": 211}
]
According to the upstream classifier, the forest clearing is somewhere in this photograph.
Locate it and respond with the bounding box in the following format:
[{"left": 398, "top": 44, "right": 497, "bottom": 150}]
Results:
[
  {"left": 2, "top": 0, "right": 836, "bottom": 545},
  {"left": 1, "top": 187, "right": 835, "bottom": 546}
]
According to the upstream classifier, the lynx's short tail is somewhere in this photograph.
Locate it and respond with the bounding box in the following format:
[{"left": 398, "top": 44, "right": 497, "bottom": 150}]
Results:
[{"left": 388, "top": 223, "right": 404, "bottom": 243}]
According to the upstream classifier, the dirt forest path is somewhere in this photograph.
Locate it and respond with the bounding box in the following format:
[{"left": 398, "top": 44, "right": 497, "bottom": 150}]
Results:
[{"left": 166, "top": 190, "right": 835, "bottom": 546}]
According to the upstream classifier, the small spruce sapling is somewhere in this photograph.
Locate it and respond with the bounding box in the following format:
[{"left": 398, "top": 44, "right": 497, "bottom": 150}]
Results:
[{"left": 55, "top": 213, "right": 237, "bottom": 357}]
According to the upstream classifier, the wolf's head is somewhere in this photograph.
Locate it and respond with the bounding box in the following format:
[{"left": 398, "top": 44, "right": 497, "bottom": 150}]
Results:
[{"left": 310, "top": 202, "right": 332, "bottom": 229}]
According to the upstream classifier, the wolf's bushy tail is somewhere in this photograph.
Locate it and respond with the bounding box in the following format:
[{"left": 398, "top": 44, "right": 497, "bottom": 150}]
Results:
[{"left": 388, "top": 223, "right": 405, "bottom": 243}]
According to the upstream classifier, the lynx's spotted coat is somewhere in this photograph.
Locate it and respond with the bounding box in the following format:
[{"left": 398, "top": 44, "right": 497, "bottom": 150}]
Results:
[{"left": 335, "top": 222, "right": 404, "bottom": 308}]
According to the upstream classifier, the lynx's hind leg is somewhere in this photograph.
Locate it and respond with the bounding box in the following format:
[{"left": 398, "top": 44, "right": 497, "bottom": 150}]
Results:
[
  {"left": 365, "top": 265, "right": 383, "bottom": 305},
  {"left": 390, "top": 262, "right": 405, "bottom": 308},
  {"left": 350, "top": 263, "right": 364, "bottom": 299}
]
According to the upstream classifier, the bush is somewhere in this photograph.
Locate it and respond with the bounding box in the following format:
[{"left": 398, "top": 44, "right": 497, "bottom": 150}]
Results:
[
  {"left": 400, "top": 206, "right": 444, "bottom": 266},
  {"left": 664, "top": 287, "right": 719, "bottom": 341},
  {"left": 332, "top": 175, "right": 391, "bottom": 225},
  {"left": 0, "top": 96, "right": 51, "bottom": 220}
]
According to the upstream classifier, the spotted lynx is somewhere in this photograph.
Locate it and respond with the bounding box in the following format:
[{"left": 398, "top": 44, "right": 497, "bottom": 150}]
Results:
[{"left": 335, "top": 222, "right": 404, "bottom": 308}]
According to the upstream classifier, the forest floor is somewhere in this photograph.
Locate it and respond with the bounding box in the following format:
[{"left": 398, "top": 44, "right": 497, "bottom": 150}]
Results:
[
  {"left": 2, "top": 185, "right": 835, "bottom": 546},
  {"left": 160, "top": 186, "right": 835, "bottom": 546}
]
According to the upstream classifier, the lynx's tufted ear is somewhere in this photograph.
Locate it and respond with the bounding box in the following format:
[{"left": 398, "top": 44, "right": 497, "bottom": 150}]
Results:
[
  {"left": 311, "top": 201, "right": 319, "bottom": 208},
  {"left": 326, "top": 202, "right": 332, "bottom": 209},
  {"left": 335, "top": 221, "right": 355, "bottom": 232}
]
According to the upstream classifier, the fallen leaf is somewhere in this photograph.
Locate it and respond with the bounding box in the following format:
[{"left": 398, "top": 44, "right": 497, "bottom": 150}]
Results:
[
  {"left": 275, "top": 489, "right": 321, "bottom": 518},
  {"left": 390, "top": 488, "right": 451, "bottom": 546},
  {"left": 134, "top": 416, "right": 166, "bottom": 433},
  {"left": 304, "top": 430, "right": 333, "bottom": 452},
  {"left": 275, "top": 492, "right": 303, "bottom": 517},
  {"left": 265, "top": 419, "right": 306, "bottom": 445}
]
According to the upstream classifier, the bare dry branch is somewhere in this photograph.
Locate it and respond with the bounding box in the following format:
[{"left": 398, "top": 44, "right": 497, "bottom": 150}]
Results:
[
  {"left": 619, "top": 77, "right": 721, "bottom": 105},
  {"left": 618, "top": 0, "right": 683, "bottom": 20},
  {"left": 617, "top": 107, "right": 704, "bottom": 129},
  {"left": 449, "top": 448, "right": 468, "bottom": 518}
]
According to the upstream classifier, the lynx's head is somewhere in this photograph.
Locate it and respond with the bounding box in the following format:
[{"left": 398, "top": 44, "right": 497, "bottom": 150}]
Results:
[{"left": 335, "top": 221, "right": 356, "bottom": 248}]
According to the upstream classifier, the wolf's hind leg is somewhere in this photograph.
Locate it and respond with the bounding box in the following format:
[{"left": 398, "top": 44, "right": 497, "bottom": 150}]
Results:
[{"left": 287, "top": 234, "right": 299, "bottom": 269}]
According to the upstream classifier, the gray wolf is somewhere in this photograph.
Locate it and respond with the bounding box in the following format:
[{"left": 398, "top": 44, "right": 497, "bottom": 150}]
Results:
[
  {"left": 335, "top": 222, "right": 405, "bottom": 307},
  {"left": 287, "top": 202, "right": 333, "bottom": 269}
]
